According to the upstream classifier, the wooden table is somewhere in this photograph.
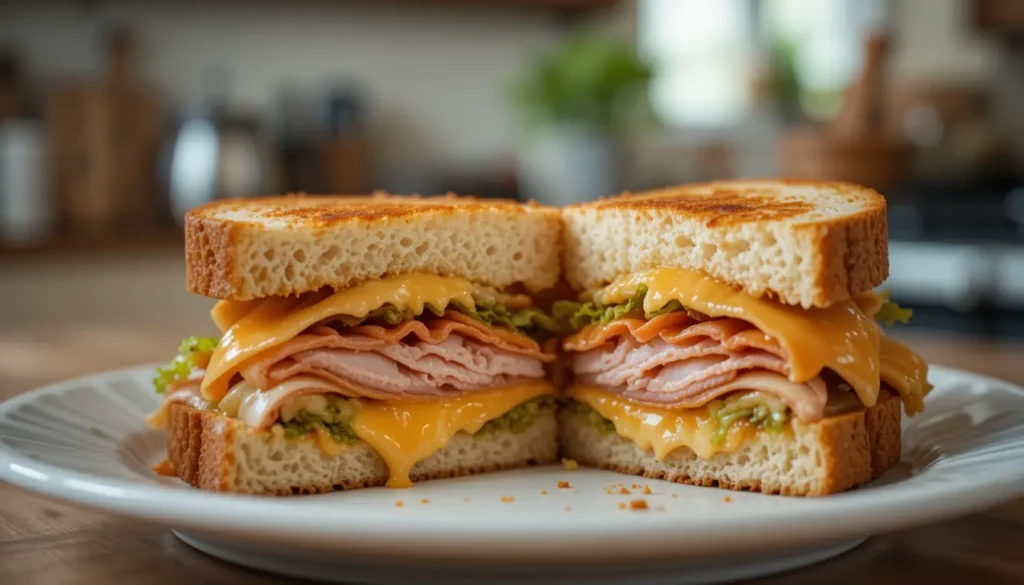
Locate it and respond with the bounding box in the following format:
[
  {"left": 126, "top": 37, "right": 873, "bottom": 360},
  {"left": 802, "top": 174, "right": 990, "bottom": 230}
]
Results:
[{"left": 1, "top": 326, "right": 1023, "bottom": 584}]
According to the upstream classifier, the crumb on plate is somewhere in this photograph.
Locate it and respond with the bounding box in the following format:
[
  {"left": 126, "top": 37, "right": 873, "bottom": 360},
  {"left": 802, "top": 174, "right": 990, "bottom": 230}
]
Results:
[
  {"left": 561, "top": 458, "right": 579, "bottom": 471},
  {"left": 618, "top": 487, "right": 631, "bottom": 495},
  {"left": 630, "top": 499, "right": 649, "bottom": 510},
  {"left": 557, "top": 480, "right": 572, "bottom": 489},
  {"left": 642, "top": 486, "right": 652, "bottom": 495},
  {"left": 501, "top": 496, "right": 514, "bottom": 503}
]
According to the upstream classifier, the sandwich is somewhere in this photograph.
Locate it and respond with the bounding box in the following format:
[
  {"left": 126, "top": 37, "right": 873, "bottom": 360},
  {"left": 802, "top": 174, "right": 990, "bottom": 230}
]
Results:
[
  {"left": 147, "top": 194, "right": 563, "bottom": 494},
  {"left": 555, "top": 180, "right": 930, "bottom": 496}
]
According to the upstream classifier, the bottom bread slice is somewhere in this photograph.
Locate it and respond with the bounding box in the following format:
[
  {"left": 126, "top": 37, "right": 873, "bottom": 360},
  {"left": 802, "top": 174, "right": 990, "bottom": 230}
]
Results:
[
  {"left": 559, "top": 393, "right": 902, "bottom": 496},
  {"left": 166, "top": 402, "right": 559, "bottom": 495}
]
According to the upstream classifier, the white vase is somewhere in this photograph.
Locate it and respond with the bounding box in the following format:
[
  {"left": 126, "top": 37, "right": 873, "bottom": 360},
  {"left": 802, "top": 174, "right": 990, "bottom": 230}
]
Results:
[{"left": 516, "top": 126, "right": 622, "bottom": 206}]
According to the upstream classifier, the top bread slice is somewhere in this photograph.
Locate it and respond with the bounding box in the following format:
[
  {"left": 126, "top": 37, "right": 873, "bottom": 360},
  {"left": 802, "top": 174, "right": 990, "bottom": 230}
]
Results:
[
  {"left": 186, "top": 194, "right": 562, "bottom": 300},
  {"left": 561, "top": 180, "right": 888, "bottom": 308}
]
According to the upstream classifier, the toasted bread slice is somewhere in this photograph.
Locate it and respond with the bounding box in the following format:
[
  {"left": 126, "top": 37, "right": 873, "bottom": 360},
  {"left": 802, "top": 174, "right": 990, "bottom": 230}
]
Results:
[
  {"left": 562, "top": 180, "right": 887, "bottom": 308},
  {"left": 165, "top": 402, "right": 558, "bottom": 495},
  {"left": 186, "top": 194, "right": 562, "bottom": 300},
  {"left": 559, "top": 393, "right": 901, "bottom": 497}
]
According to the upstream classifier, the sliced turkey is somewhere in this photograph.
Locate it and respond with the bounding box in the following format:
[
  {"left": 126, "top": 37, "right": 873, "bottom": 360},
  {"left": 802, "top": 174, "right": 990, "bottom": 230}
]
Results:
[{"left": 566, "top": 315, "right": 828, "bottom": 421}]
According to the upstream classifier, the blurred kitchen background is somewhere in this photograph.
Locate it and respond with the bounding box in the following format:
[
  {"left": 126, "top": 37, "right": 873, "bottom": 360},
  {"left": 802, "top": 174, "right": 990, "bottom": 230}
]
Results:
[{"left": 1, "top": 0, "right": 1024, "bottom": 380}]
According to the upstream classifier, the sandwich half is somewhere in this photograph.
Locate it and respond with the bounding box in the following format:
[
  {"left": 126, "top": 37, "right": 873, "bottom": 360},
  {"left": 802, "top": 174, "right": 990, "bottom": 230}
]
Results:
[
  {"left": 148, "top": 194, "right": 563, "bottom": 494},
  {"left": 556, "top": 180, "right": 931, "bottom": 496}
]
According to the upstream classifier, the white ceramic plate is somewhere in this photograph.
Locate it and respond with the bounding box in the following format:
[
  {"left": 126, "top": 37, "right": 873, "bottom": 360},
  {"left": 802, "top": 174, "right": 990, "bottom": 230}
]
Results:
[{"left": 1, "top": 365, "right": 1023, "bottom": 585}]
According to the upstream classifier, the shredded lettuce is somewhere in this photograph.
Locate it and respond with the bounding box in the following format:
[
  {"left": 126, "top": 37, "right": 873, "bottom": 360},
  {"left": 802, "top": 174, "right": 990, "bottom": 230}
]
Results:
[
  {"left": 279, "top": 411, "right": 360, "bottom": 444},
  {"left": 475, "top": 396, "right": 554, "bottom": 436},
  {"left": 339, "top": 299, "right": 560, "bottom": 341},
  {"left": 553, "top": 285, "right": 691, "bottom": 331},
  {"left": 455, "top": 303, "right": 561, "bottom": 342},
  {"left": 563, "top": 400, "right": 618, "bottom": 437},
  {"left": 707, "top": 399, "right": 788, "bottom": 445},
  {"left": 153, "top": 336, "right": 219, "bottom": 394},
  {"left": 876, "top": 300, "right": 913, "bottom": 327},
  {"left": 552, "top": 286, "right": 647, "bottom": 330}
]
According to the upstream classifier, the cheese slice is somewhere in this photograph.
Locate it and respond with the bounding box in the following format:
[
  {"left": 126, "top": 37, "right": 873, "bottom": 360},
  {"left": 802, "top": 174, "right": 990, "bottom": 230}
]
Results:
[
  {"left": 347, "top": 380, "right": 555, "bottom": 488},
  {"left": 201, "top": 274, "right": 478, "bottom": 402},
  {"left": 567, "top": 385, "right": 758, "bottom": 460},
  {"left": 595, "top": 267, "right": 883, "bottom": 408},
  {"left": 879, "top": 336, "right": 931, "bottom": 415}
]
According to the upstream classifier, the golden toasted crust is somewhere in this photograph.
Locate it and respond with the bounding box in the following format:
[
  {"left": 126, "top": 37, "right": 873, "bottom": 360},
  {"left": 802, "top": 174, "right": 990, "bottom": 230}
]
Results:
[
  {"left": 185, "top": 193, "right": 562, "bottom": 300},
  {"left": 559, "top": 392, "right": 902, "bottom": 496},
  {"left": 165, "top": 403, "right": 559, "bottom": 495},
  {"left": 562, "top": 179, "right": 888, "bottom": 308}
]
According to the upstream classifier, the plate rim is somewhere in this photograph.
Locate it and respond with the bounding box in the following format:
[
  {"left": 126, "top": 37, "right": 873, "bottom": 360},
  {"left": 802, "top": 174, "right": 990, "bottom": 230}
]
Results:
[{"left": 1, "top": 363, "right": 1023, "bottom": 560}]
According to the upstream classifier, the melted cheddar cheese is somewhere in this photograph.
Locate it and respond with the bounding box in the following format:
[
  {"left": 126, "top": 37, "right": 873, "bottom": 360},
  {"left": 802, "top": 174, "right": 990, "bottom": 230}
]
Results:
[
  {"left": 568, "top": 385, "right": 759, "bottom": 459},
  {"left": 344, "top": 380, "right": 555, "bottom": 488},
  {"left": 879, "top": 336, "right": 931, "bottom": 415},
  {"left": 595, "top": 267, "right": 883, "bottom": 407},
  {"left": 201, "top": 274, "right": 478, "bottom": 402}
]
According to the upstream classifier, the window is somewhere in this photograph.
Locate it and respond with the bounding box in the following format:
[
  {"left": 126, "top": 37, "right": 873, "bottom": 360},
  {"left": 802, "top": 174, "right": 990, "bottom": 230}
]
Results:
[
  {"left": 639, "top": 0, "right": 887, "bottom": 128},
  {"left": 639, "top": 0, "right": 753, "bottom": 128}
]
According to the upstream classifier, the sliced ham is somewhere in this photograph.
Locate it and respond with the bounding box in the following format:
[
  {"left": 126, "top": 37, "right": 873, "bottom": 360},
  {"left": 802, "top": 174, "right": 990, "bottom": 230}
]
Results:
[
  {"left": 217, "top": 313, "right": 551, "bottom": 422},
  {"left": 567, "top": 316, "right": 827, "bottom": 422}
]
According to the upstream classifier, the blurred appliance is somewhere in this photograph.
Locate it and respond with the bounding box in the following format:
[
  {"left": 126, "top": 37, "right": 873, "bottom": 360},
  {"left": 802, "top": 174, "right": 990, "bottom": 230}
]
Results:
[
  {"left": 0, "top": 118, "right": 51, "bottom": 244},
  {"left": 47, "top": 27, "right": 162, "bottom": 231},
  {"left": 321, "top": 85, "right": 370, "bottom": 195},
  {"left": 780, "top": 32, "right": 910, "bottom": 190},
  {"left": 163, "top": 71, "right": 273, "bottom": 224},
  {"left": 0, "top": 52, "right": 25, "bottom": 125},
  {"left": 884, "top": 178, "right": 1024, "bottom": 338},
  {"left": 890, "top": 83, "right": 1007, "bottom": 181}
]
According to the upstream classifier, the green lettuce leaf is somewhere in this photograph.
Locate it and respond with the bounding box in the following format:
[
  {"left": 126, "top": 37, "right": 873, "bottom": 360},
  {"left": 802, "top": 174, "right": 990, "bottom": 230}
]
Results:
[{"left": 153, "top": 336, "right": 219, "bottom": 394}]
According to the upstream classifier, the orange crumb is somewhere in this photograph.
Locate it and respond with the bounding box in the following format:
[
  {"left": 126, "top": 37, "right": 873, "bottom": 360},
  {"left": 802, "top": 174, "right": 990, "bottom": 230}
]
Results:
[
  {"left": 632, "top": 483, "right": 640, "bottom": 489},
  {"left": 395, "top": 501, "right": 404, "bottom": 507},
  {"left": 618, "top": 487, "right": 631, "bottom": 495},
  {"left": 557, "top": 480, "right": 572, "bottom": 489},
  {"left": 540, "top": 490, "right": 548, "bottom": 495},
  {"left": 561, "top": 458, "right": 579, "bottom": 471},
  {"left": 642, "top": 486, "right": 652, "bottom": 495},
  {"left": 618, "top": 502, "right": 627, "bottom": 510},
  {"left": 630, "top": 499, "right": 649, "bottom": 510},
  {"left": 723, "top": 496, "right": 733, "bottom": 503},
  {"left": 501, "top": 496, "right": 515, "bottom": 503},
  {"left": 420, "top": 498, "right": 429, "bottom": 504}
]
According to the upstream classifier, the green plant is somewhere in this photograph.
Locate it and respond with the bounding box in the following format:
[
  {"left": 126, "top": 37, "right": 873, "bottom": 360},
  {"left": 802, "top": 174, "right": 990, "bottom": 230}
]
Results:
[{"left": 511, "top": 36, "right": 656, "bottom": 134}]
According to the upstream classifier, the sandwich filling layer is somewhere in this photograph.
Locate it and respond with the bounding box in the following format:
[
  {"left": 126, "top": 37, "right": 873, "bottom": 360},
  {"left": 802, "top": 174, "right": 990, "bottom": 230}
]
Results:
[
  {"left": 149, "top": 273, "right": 559, "bottom": 487},
  {"left": 556, "top": 266, "right": 931, "bottom": 459}
]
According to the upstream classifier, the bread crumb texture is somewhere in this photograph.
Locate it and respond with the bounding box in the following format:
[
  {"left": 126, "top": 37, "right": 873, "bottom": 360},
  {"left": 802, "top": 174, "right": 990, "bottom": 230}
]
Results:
[{"left": 562, "top": 179, "right": 888, "bottom": 308}]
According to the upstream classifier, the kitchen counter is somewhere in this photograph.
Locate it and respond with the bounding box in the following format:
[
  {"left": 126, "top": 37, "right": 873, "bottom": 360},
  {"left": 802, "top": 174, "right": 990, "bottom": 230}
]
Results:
[{"left": 0, "top": 327, "right": 1022, "bottom": 584}]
